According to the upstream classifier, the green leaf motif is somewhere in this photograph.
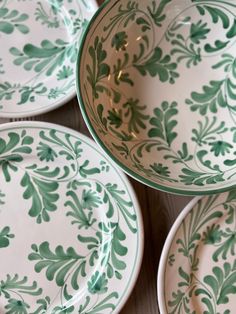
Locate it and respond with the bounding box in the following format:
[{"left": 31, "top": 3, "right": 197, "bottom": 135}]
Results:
[
  {"left": 33, "top": 297, "right": 51, "bottom": 314},
  {"left": 35, "top": 2, "right": 60, "bottom": 28},
  {"left": 107, "top": 108, "right": 123, "bottom": 129},
  {"left": 111, "top": 31, "right": 128, "bottom": 51},
  {"left": 39, "top": 129, "right": 83, "bottom": 160},
  {"left": 190, "top": 20, "right": 210, "bottom": 44},
  {"left": 113, "top": 53, "right": 134, "bottom": 86},
  {"left": 186, "top": 42, "right": 236, "bottom": 116},
  {"left": 48, "top": 79, "right": 74, "bottom": 100},
  {"left": 0, "top": 8, "right": 29, "bottom": 34},
  {"left": 210, "top": 140, "right": 233, "bottom": 157},
  {"left": 57, "top": 65, "right": 73, "bottom": 81},
  {"left": 0, "top": 132, "right": 33, "bottom": 182},
  {"left": 106, "top": 183, "right": 137, "bottom": 233},
  {"left": 37, "top": 142, "right": 58, "bottom": 162},
  {"left": 102, "top": 1, "right": 138, "bottom": 42},
  {"left": 213, "top": 53, "right": 236, "bottom": 74},
  {"left": 70, "top": 17, "right": 89, "bottom": 36},
  {"left": 224, "top": 153, "right": 236, "bottom": 167},
  {"left": 134, "top": 47, "right": 179, "bottom": 84},
  {"left": 177, "top": 195, "right": 222, "bottom": 262},
  {"left": 82, "top": 189, "right": 102, "bottom": 210},
  {"left": 212, "top": 229, "right": 236, "bottom": 262},
  {"left": 205, "top": 40, "right": 229, "bottom": 53},
  {"left": 177, "top": 143, "right": 194, "bottom": 163},
  {"left": 0, "top": 274, "right": 42, "bottom": 299},
  {"left": 226, "top": 19, "right": 236, "bottom": 39},
  {"left": 167, "top": 289, "right": 190, "bottom": 314},
  {"left": 186, "top": 80, "right": 226, "bottom": 115},
  {"left": 0, "top": 226, "right": 14, "bottom": 248},
  {"left": 10, "top": 39, "right": 77, "bottom": 76},
  {"left": 0, "top": 153, "right": 23, "bottom": 182},
  {"left": 196, "top": 262, "right": 236, "bottom": 306},
  {"left": 180, "top": 167, "right": 224, "bottom": 186},
  {"left": 226, "top": 189, "right": 236, "bottom": 203},
  {"left": 50, "top": 0, "right": 63, "bottom": 15},
  {"left": 147, "top": 0, "right": 172, "bottom": 27},
  {"left": 109, "top": 223, "right": 128, "bottom": 272},
  {"left": 5, "top": 298, "right": 30, "bottom": 314},
  {"left": 194, "top": 4, "right": 236, "bottom": 53},
  {"left": 123, "top": 98, "right": 149, "bottom": 133},
  {"left": 79, "top": 160, "right": 101, "bottom": 178},
  {"left": 196, "top": 4, "right": 229, "bottom": 29},
  {"left": 191, "top": 117, "right": 227, "bottom": 146},
  {"left": 150, "top": 163, "right": 170, "bottom": 178},
  {"left": 28, "top": 242, "right": 86, "bottom": 290},
  {"left": 0, "top": 82, "right": 17, "bottom": 101},
  {"left": 171, "top": 35, "right": 202, "bottom": 68},
  {"left": 148, "top": 101, "right": 178, "bottom": 146},
  {"left": 86, "top": 36, "right": 110, "bottom": 99},
  {"left": 88, "top": 272, "right": 108, "bottom": 295},
  {"left": 78, "top": 219, "right": 128, "bottom": 280},
  {"left": 197, "top": 150, "right": 223, "bottom": 172},
  {"left": 203, "top": 224, "right": 223, "bottom": 245},
  {"left": 18, "top": 83, "right": 47, "bottom": 105},
  {"left": 78, "top": 292, "right": 119, "bottom": 314},
  {"left": 65, "top": 190, "right": 97, "bottom": 229},
  {"left": 21, "top": 173, "right": 59, "bottom": 223}
]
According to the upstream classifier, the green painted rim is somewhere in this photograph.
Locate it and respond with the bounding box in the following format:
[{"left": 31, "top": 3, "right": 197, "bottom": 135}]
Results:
[
  {"left": 76, "top": 0, "right": 236, "bottom": 196},
  {"left": 0, "top": 120, "right": 144, "bottom": 314}
]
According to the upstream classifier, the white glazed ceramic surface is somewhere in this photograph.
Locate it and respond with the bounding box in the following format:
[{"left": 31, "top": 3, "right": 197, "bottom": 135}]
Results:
[
  {"left": 158, "top": 191, "right": 236, "bottom": 314},
  {"left": 0, "top": 0, "right": 97, "bottom": 117},
  {"left": 77, "top": 0, "right": 236, "bottom": 195},
  {"left": 0, "top": 121, "right": 143, "bottom": 313}
]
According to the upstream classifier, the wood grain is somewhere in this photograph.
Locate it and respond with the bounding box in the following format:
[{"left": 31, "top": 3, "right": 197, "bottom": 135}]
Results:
[{"left": 0, "top": 0, "right": 194, "bottom": 312}]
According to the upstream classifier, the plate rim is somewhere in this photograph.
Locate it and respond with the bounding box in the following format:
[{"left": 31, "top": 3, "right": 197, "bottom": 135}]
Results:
[
  {"left": 0, "top": 120, "right": 144, "bottom": 314},
  {"left": 0, "top": 90, "right": 76, "bottom": 119},
  {"left": 157, "top": 196, "right": 204, "bottom": 314},
  {"left": 76, "top": 0, "right": 236, "bottom": 196},
  {"left": 0, "top": 0, "right": 98, "bottom": 118}
]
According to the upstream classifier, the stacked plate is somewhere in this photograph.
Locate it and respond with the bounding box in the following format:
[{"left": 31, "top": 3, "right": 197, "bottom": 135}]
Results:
[
  {"left": 1, "top": 0, "right": 236, "bottom": 313},
  {"left": 0, "top": 0, "right": 97, "bottom": 117}
]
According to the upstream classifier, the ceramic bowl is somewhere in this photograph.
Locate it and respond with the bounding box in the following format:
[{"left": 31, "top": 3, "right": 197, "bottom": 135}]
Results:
[{"left": 77, "top": 0, "right": 236, "bottom": 195}]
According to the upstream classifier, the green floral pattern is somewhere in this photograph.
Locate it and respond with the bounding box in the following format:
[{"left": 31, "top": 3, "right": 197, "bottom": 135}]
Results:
[
  {"left": 78, "top": 0, "right": 236, "bottom": 194},
  {"left": 0, "top": 227, "right": 14, "bottom": 249},
  {"left": 164, "top": 191, "right": 236, "bottom": 313},
  {"left": 0, "top": 0, "right": 97, "bottom": 117},
  {"left": 0, "top": 124, "right": 141, "bottom": 313}
]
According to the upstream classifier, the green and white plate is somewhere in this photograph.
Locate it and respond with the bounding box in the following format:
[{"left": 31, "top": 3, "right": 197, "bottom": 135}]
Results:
[
  {"left": 77, "top": 0, "right": 236, "bottom": 195},
  {"left": 0, "top": 0, "right": 97, "bottom": 118},
  {"left": 158, "top": 191, "right": 236, "bottom": 313},
  {"left": 0, "top": 121, "right": 143, "bottom": 313}
]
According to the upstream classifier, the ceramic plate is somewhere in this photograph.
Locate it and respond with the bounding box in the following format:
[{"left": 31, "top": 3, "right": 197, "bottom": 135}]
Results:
[
  {"left": 158, "top": 191, "right": 236, "bottom": 313},
  {"left": 0, "top": 121, "right": 143, "bottom": 313},
  {"left": 77, "top": 0, "right": 236, "bottom": 195},
  {"left": 0, "top": 0, "right": 97, "bottom": 118}
]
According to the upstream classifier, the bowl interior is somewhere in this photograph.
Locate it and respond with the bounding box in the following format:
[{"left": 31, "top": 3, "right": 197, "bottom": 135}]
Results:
[{"left": 78, "top": 0, "right": 236, "bottom": 194}]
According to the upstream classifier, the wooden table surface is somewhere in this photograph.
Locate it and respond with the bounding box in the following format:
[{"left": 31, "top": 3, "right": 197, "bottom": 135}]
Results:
[{"left": 0, "top": 1, "right": 194, "bottom": 313}]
